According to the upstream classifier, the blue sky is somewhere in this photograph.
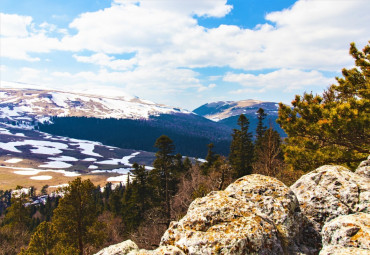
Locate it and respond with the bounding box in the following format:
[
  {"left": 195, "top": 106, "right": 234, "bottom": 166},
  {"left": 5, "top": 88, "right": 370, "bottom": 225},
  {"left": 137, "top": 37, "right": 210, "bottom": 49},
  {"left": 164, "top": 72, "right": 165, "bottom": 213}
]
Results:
[{"left": 1, "top": 0, "right": 369, "bottom": 110}]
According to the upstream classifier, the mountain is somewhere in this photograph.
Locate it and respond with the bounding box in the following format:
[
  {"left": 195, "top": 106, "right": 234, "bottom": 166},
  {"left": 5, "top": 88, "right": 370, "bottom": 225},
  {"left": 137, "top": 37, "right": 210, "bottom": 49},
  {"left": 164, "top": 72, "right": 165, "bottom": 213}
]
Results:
[
  {"left": 0, "top": 88, "right": 188, "bottom": 123},
  {"left": 193, "top": 100, "right": 286, "bottom": 137},
  {"left": 0, "top": 88, "right": 232, "bottom": 158}
]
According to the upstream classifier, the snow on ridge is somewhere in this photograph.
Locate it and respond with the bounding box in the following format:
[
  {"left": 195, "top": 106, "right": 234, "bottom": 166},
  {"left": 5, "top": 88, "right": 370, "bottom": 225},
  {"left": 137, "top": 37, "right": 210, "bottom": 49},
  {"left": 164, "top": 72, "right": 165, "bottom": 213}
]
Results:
[{"left": 0, "top": 87, "right": 189, "bottom": 121}]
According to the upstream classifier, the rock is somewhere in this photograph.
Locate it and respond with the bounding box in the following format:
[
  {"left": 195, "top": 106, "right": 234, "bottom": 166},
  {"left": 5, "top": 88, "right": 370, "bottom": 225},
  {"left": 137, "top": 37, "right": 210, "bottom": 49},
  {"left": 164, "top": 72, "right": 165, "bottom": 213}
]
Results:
[
  {"left": 321, "top": 212, "right": 370, "bottom": 250},
  {"left": 319, "top": 246, "right": 370, "bottom": 255},
  {"left": 291, "top": 165, "right": 370, "bottom": 231},
  {"left": 161, "top": 174, "right": 320, "bottom": 254},
  {"left": 94, "top": 240, "right": 138, "bottom": 255},
  {"left": 356, "top": 156, "right": 370, "bottom": 179},
  {"left": 134, "top": 246, "right": 185, "bottom": 255}
]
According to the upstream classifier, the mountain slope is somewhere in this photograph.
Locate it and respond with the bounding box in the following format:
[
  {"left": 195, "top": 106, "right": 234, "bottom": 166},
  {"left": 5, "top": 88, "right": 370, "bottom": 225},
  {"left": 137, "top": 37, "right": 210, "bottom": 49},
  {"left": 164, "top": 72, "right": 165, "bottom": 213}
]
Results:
[
  {"left": 193, "top": 100, "right": 286, "bottom": 137},
  {"left": 0, "top": 88, "right": 232, "bottom": 158},
  {"left": 0, "top": 88, "right": 188, "bottom": 122}
]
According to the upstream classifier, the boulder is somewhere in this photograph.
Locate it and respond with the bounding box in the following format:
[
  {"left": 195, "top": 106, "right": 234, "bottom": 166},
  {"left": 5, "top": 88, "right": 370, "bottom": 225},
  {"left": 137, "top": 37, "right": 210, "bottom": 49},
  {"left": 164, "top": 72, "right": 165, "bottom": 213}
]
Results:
[
  {"left": 356, "top": 155, "right": 370, "bottom": 179},
  {"left": 321, "top": 212, "right": 370, "bottom": 250},
  {"left": 94, "top": 240, "right": 138, "bottom": 255},
  {"left": 161, "top": 174, "right": 320, "bottom": 254},
  {"left": 291, "top": 165, "right": 370, "bottom": 231},
  {"left": 319, "top": 246, "right": 370, "bottom": 255}
]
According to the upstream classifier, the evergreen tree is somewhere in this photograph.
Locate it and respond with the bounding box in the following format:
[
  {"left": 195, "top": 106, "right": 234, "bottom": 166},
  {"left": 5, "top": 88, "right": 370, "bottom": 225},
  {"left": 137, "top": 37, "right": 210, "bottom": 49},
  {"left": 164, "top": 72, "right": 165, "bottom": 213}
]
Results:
[
  {"left": 151, "top": 135, "right": 177, "bottom": 225},
  {"left": 256, "top": 108, "right": 267, "bottom": 141},
  {"left": 2, "top": 194, "right": 31, "bottom": 229},
  {"left": 277, "top": 42, "right": 369, "bottom": 171},
  {"left": 229, "top": 114, "right": 254, "bottom": 178},
  {"left": 201, "top": 143, "right": 220, "bottom": 175},
  {"left": 20, "top": 222, "right": 57, "bottom": 255},
  {"left": 53, "top": 178, "right": 104, "bottom": 255}
]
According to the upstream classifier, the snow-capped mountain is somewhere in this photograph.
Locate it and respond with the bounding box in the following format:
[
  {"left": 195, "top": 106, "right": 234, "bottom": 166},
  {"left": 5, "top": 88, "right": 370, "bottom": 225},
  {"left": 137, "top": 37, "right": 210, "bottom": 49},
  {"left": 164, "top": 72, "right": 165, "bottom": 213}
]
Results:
[
  {"left": 193, "top": 99, "right": 280, "bottom": 121},
  {"left": 0, "top": 88, "right": 189, "bottom": 123}
]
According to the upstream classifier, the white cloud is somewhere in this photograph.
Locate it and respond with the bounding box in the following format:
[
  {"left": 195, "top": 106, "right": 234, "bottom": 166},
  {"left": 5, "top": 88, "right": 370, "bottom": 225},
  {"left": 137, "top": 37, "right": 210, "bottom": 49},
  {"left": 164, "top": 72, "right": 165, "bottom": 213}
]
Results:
[
  {"left": 1, "top": 0, "right": 369, "bottom": 108},
  {"left": 225, "top": 69, "right": 335, "bottom": 92},
  {"left": 197, "top": 83, "right": 217, "bottom": 92},
  {"left": 73, "top": 53, "right": 137, "bottom": 71},
  {"left": 0, "top": 13, "right": 32, "bottom": 37},
  {"left": 113, "top": 0, "right": 232, "bottom": 18},
  {"left": 0, "top": 13, "right": 62, "bottom": 61}
]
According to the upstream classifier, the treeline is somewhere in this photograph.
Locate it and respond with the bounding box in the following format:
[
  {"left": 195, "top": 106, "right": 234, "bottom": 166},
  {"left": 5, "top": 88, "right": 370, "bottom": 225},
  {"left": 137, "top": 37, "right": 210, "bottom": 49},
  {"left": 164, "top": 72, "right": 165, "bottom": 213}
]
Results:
[{"left": 38, "top": 113, "right": 232, "bottom": 158}]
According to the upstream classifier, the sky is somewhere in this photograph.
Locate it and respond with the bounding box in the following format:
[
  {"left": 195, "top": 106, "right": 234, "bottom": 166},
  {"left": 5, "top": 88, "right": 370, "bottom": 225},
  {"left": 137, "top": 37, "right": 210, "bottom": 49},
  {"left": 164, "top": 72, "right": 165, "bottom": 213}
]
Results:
[{"left": 1, "top": 0, "right": 369, "bottom": 110}]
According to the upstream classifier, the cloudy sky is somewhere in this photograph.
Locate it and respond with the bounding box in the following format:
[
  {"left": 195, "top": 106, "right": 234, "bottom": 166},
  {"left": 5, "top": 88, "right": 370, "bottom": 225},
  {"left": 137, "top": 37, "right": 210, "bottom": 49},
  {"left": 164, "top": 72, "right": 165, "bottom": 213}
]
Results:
[{"left": 1, "top": 0, "right": 369, "bottom": 110}]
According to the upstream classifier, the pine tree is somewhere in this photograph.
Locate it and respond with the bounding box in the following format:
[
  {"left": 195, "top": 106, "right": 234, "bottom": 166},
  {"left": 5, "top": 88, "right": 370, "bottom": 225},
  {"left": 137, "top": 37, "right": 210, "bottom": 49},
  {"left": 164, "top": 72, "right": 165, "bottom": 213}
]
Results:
[
  {"left": 20, "top": 222, "right": 57, "bottom": 255},
  {"left": 201, "top": 143, "right": 220, "bottom": 175},
  {"left": 2, "top": 194, "right": 31, "bottom": 229},
  {"left": 277, "top": 42, "right": 369, "bottom": 171},
  {"left": 229, "top": 114, "right": 254, "bottom": 178},
  {"left": 151, "top": 135, "right": 177, "bottom": 225},
  {"left": 256, "top": 108, "right": 267, "bottom": 141},
  {"left": 52, "top": 178, "right": 105, "bottom": 255}
]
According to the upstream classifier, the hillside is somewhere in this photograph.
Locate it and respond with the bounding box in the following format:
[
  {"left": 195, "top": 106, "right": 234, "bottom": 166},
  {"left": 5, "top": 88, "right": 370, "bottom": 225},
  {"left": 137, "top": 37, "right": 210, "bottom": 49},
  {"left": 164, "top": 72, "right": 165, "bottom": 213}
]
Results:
[
  {"left": 0, "top": 88, "right": 189, "bottom": 122},
  {"left": 193, "top": 100, "right": 286, "bottom": 137}
]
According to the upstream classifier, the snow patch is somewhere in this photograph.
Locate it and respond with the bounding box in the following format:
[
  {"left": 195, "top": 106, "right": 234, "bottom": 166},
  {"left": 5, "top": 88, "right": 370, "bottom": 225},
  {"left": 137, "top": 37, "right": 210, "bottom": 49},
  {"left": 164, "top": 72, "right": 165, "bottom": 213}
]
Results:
[
  {"left": 48, "top": 156, "right": 78, "bottom": 162},
  {"left": 30, "top": 175, "right": 52, "bottom": 180},
  {"left": 5, "top": 158, "right": 23, "bottom": 163},
  {"left": 39, "top": 161, "right": 72, "bottom": 169}
]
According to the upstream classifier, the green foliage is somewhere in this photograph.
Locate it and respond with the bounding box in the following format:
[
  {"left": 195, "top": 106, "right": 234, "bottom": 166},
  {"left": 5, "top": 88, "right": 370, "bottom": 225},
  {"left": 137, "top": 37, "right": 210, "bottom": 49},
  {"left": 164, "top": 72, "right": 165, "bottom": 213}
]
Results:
[
  {"left": 277, "top": 42, "right": 370, "bottom": 171},
  {"left": 2, "top": 195, "right": 31, "bottom": 229},
  {"left": 151, "top": 135, "right": 181, "bottom": 225},
  {"left": 201, "top": 143, "right": 220, "bottom": 175},
  {"left": 229, "top": 114, "right": 254, "bottom": 177},
  {"left": 256, "top": 108, "right": 267, "bottom": 141},
  {"left": 53, "top": 178, "right": 105, "bottom": 255},
  {"left": 20, "top": 222, "right": 57, "bottom": 255}
]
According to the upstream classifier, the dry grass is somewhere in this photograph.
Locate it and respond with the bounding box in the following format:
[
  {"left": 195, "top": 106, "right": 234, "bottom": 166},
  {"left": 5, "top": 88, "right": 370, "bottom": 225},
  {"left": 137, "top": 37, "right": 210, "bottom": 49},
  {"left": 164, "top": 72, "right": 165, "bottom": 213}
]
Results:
[{"left": 0, "top": 166, "right": 122, "bottom": 193}]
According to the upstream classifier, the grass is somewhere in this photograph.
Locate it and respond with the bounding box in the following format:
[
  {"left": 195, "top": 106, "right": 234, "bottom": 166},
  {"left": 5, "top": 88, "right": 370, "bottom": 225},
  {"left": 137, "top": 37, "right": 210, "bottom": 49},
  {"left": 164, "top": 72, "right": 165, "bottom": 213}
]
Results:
[{"left": 0, "top": 166, "right": 123, "bottom": 193}]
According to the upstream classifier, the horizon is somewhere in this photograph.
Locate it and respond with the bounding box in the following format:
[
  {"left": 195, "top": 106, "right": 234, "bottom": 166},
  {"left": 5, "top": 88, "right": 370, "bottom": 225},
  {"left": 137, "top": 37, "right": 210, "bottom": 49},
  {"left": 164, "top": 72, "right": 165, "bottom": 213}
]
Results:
[{"left": 1, "top": 0, "right": 369, "bottom": 110}]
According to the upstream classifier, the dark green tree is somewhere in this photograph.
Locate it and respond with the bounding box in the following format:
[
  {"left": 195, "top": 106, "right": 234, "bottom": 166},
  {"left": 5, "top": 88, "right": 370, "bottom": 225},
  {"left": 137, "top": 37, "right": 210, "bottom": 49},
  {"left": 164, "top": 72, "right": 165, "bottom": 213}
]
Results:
[
  {"left": 201, "top": 143, "right": 220, "bottom": 175},
  {"left": 256, "top": 108, "right": 267, "bottom": 141},
  {"left": 2, "top": 194, "right": 31, "bottom": 229},
  {"left": 277, "top": 42, "right": 369, "bottom": 171},
  {"left": 229, "top": 114, "right": 254, "bottom": 178},
  {"left": 53, "top": 178, "right": 105, "bottom": 255},
  {"left": 151, "top": 135, "right": 178, "bottom": 225}
]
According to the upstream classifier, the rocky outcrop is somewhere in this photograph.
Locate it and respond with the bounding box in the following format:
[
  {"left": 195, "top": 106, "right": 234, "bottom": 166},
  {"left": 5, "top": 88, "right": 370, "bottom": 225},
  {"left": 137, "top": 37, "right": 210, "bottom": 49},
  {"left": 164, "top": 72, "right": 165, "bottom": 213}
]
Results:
[
  {"left": 160, "top": 174, "right": 320, "bottom": 254},
  {"left": 356, "top": 156, "right": 370, "bottom": 179},
  {"left": 94, "top": 241, "right": 184, "bottom": 255},
  {"left": 95, "top": 240, "right": 138, "bottom": 255},
  {"left": 321, "top": 212, "right": 370, "bottom": 250},
  {"left": 290, "top": 165, "right": 370, "bottom": 231},
  {"left": 95, "top": 163, "right": 370, "bottom": 255}
]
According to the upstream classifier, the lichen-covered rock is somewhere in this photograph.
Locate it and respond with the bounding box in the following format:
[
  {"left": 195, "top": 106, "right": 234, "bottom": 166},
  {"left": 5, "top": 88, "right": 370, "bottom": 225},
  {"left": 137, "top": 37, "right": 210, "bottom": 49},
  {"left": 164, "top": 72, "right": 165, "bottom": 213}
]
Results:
[
  {"left": 321, "top": 212, "right": 370, "bottom": 250},
  {"left": 356, "top": 156, "right": 370, "bottom": 179},
  {"left": 161, "top": 174, "right": 319, "bottom": 254},
  {"left": 161, "top": 190, "right": 283, "bottom": 254},
  {"left": 224, "top": 175, "right": 305, "bottom": 247},
  {"left": 291, "top": 165, "right": 370, "bottom": 231},
  {"left": 319, "top": 246, "right": 370, "bottom": 255},
  {"left": 134, "top": 246, "right": 185, "bottom": 255},
  {"left": 94, "top": 240, "right": 138, "bottom": 255}
]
